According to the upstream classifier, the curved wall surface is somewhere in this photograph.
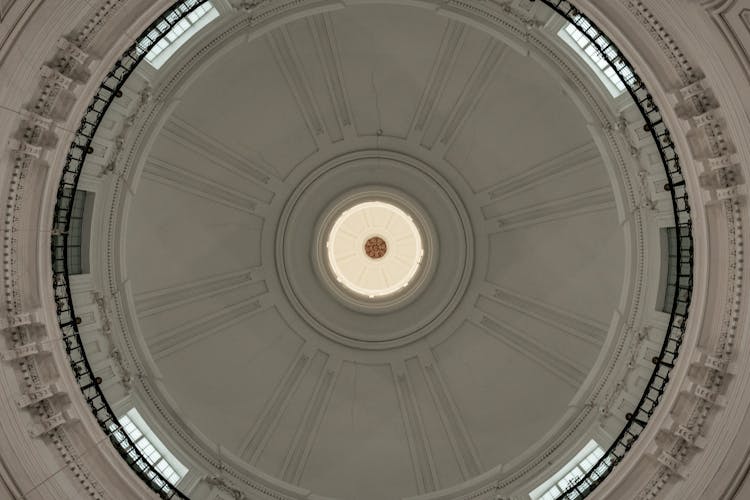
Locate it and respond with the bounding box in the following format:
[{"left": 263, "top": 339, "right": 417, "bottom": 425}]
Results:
[{"left": 0, "top": 1, "right": 748, "bottom": 499}]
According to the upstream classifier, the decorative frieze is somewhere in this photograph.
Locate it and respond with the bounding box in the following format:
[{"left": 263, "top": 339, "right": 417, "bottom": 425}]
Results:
[
  {"left": 597, "top": 380, "right": 624, "bottom": 420},
  {"left": 205, "top": 474, "right": 247, "bottom": 499},
  {"left": 98, "top": 84, "right": 151, "bottom": 177},
  {"left": 108, "top": 348, "right": 132, "bottom": 391},
  {"left": 235, "top": 1, "right": 267, "bottom": 14},
  {"left": 72, "top": 0, "right": 125, "bottom": 50},
  {"left": 92, "top": 292, "right": 112, "bottom": 335}
]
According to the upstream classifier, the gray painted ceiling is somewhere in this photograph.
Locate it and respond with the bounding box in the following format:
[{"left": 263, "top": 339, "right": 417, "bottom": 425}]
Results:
[{"left": 119, "top": 3, "right": 628, "bottom": 499}]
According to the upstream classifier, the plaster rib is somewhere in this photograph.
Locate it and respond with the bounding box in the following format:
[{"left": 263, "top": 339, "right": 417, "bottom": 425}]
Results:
[
  {"left": 485, "top": 185, "right": 616, "bottom": 233},
  {"left": 307, "top": 13, "right": 352, "bottom": 134},
  {"left": 476, "top": 141, "right": 601, "bottom": 201},
  {"left": 161, "top": 116, "right": 279, "bottom": 191},
  {"left": 419, "top": 353, "right": 482, "bottom": 479},
  {"left": 280, "top": 358, "right": 340, "bottom": 485},
  {"left": 142, "top": 157, "right": 265, "bottom": 216},
  {"left": 392, "top": 362, "right": 439, "bottom": 494},
  {"left": 134, "top": 267, "right": 263, "bottom": 317},
  {"left": 267, "top": 27, "right": 327, "bottom": 146},
  {"left": 147, "top": 291, "right": 270, "bottom": 360},
  {"left": 409, "top": 20, "right": 466, "bottom": 141},
  {"left": 239, "top": 345, "right": 314, "bottom": 463},
  {"left": 479, "top": 282, "right": 607, "bottom": 347},
  {"left": 434, "top": 42, "right": 508, "bottom": 153},
  {"left": 470, "top": 308, "right": 586, "bottom": 388}
]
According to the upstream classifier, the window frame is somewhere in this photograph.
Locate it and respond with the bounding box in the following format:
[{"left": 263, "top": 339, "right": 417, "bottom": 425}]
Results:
[
  {"left": 111, "top": 408, "right": 189, "bottom": 485},
  {"left": 558, "top": 19, "right": 633, "bottom": 98},
  {"left": 529, "top": 439, "right": 611, "bottom": 500},
  {"left": 66, "top": 189, "right": 94, "bottom": 275},
  {"left": 143, "top": 1, "right": 219, "bottom": 70}
]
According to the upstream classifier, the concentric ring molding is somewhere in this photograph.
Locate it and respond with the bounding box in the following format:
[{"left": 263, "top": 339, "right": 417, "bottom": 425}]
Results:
[
  {"left": 276, "top": 150, "right": 472, "bottom": 349},
  {"left": 315, "top": 188, "right": 437, "bottom": 311},
  {"left": 324, "top": 201, "right": 424, "bottom": 299}
]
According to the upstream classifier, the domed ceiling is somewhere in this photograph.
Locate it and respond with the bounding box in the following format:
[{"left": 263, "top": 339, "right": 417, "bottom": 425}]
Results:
[{"left": 112, "top": 2, "right": 631, "bottom": 499}]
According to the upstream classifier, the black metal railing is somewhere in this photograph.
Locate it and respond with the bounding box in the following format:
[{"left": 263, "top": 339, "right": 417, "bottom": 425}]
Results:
[
  {"left": 537, "top": 1, "right": 694, "bottom": 498},
  {"left": 49, "top": 1, "right": 693, "bottom": 499},
  {"left": 51, "top": 1, "right": 212, "bottom": 498}
]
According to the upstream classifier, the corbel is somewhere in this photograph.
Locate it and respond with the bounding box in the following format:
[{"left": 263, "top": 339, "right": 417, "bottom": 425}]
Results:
[
  {"left": 28, "top": 409, "right": 76, "bottom": 438},
  {"left": 657, "top": 449, "right": 682, "bottom": 473},
  {"left": 57, "top": 38, "right": 90, "bottom": 66},
  {"left": 678, "top": 79, "right": 705, "bottom": 100},
  {"left": 0, "top": 310, "right": 40, "bottom": 331},
  {"left": 0, "top": 341, "right": 50, "bottom": 361},
  {"left": 40, "top": 65, "right": 74, "bottom": 90},
  {"left": 17, "top": 383, "right": 62, "bottom": 408},
  {"left": 7, "top": 139, "right": 43, "bottom": 159}
]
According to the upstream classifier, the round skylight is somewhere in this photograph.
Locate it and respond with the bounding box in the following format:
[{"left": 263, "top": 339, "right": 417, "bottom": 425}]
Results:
[{"left": 326, "top": 201, "right": 424, "bottom": 298}]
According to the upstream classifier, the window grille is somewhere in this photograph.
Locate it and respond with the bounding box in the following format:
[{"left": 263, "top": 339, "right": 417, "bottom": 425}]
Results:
[
  {"left": 559, "top": 19, "right": 633, "bottom": 97},
  {"left": 67, "top": 190, "right": 90, "bottom": 275},
  {"left": 110, "top": 409, "right": 188, "bottom": 485},
  {"left": 530, "top": 440, "right": 611, "bottom": 500},
  {"left": 144, "top": 1, "right": 219, "bottom": 69}
]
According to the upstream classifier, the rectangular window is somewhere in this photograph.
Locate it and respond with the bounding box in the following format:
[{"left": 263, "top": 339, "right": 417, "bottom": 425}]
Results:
[
  {"left": 109, "top": 408, "right": 188, "bottom": 484},
  {"left": 658, "top": 227, "right": 690, "bottom": 315},
  {"left": 530, "top": 440, "right": 611, "bottom": 500},
  {"left": 67, "top": 190, "right": 94, "bottom": 275},
  {"left": 559, "top": 19, "right": 634, "bottom": 97},
  {"left": 660, "top": 227, "right": 678, "bottom": 313},
  {"left": 143, "top": 1, "right": 219, "bottom": 69}
]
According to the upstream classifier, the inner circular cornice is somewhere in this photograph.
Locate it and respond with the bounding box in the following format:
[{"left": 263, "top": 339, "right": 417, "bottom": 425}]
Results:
[
  {"left": 276, "top": 150, "right": 471, "bottom": 349},
  {"left": 317, "top": 191, "right": 434, "bottom": 308}
]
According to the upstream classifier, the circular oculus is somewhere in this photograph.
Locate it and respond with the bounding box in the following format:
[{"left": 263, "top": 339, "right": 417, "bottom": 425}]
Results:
[{"left": 326, "top": 201, "right": 424, "bottom": 298}]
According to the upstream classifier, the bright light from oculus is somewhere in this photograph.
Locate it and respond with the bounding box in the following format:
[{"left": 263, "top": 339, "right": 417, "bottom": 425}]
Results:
[{"left": 326, "top": 201, "right": 424, "bottom": 298}]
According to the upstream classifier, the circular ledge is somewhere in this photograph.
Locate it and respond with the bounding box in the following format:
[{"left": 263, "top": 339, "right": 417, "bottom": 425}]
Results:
[
  {"left": 316, "top": 190, "right": 436, "bottom": 313},
  {"left": 276, "top": 150, "right": 473, "bottom": 350}
]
